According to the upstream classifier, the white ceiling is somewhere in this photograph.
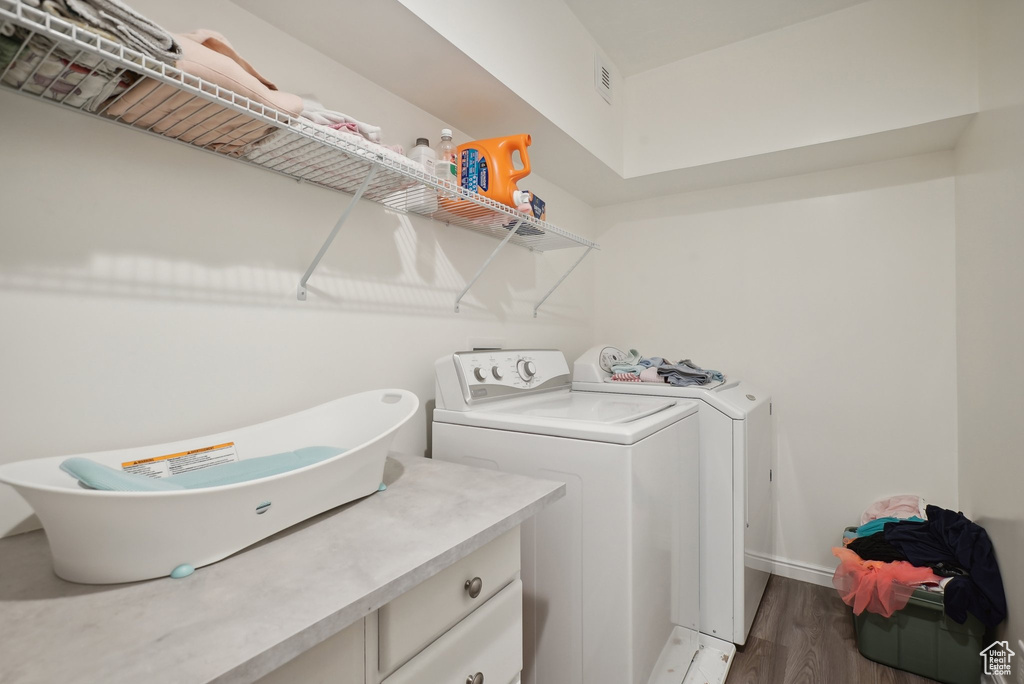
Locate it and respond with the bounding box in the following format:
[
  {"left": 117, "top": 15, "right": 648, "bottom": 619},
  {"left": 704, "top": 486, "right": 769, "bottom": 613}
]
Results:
[{"left": 563, "top": 0, "right": 872, "bottom": 76}]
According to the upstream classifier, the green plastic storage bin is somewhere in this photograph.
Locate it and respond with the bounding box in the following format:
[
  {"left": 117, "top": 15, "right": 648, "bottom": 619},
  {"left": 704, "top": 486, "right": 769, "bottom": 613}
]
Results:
[{"left": 843, "top": 528, "right": 987, "bottom": 684}]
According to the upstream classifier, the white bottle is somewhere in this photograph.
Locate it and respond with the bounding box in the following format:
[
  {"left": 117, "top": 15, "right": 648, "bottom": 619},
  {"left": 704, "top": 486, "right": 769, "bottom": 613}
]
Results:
[
  {"left": 408, "top": 137, "right": 436, "bottom": 176},
  {"left": 435, "top": 129, "right": 457, "bottom": 183},
  {"left": 405, "top": 137, "right": 438, "bottom": 213}
]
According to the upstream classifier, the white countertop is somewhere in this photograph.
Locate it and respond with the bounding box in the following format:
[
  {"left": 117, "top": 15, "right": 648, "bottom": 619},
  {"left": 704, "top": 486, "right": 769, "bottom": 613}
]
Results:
[{"left": 0, "top": 453, "right": 564, "bottom": 684}]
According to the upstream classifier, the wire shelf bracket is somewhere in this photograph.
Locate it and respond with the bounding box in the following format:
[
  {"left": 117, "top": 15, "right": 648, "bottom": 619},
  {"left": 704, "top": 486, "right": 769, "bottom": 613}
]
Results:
[
  {"left": 454, "top": 218, "right": 520, "bottom": 313},
  {"left": 533, "top": 245, "right": 594, "bottom": 318},
  {"left": 297, "top": 165, "right": 378, "bottom": 301},
  {"left": 0, "top": 0, "right": 600, "bottom": 310}
]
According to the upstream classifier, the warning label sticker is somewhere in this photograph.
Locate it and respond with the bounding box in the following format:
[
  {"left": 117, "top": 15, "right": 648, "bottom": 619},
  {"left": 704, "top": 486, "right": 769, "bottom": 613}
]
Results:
[{"left": 121, "top": 442, "right": 239, "bottom": 478}]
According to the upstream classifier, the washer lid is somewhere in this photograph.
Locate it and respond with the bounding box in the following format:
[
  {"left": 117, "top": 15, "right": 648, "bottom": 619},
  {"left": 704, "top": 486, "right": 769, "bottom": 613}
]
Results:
[
  {"left": 433, "top": 391, "right": 699, "bottom": 444},
  {"left": 487, "top": 392, "right": 677, "bottom": 424}
]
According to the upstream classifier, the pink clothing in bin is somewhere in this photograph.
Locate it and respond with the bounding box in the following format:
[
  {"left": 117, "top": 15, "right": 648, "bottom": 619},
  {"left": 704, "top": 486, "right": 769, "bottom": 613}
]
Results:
[
  {"left": 860, "top": 495, "right": 926, "bottom": 525},
  {"left": 832, "top": 547, "right": 941, "bottom": 618}
]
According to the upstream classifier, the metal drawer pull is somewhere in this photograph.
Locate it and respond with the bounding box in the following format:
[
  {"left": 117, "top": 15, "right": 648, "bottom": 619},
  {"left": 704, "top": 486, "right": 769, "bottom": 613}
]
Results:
[
  {"left": 465, "top": 577, "right": 483, "bottom": 599},
  {"left": 466, "top": 673, "right": 483, "bottom": 684}
]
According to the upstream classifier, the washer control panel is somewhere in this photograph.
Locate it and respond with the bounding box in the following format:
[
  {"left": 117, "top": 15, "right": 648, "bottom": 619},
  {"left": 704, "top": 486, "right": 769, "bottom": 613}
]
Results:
[{"left": 448, "top": 349, "right": 570, "bottom": 405}]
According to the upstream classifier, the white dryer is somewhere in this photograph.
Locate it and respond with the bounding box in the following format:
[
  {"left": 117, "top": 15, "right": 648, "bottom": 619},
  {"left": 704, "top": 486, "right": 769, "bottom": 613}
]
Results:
[
  {"left": 432, "top": 349, "right": 733, "bottom": 684},
  {"left": 573, "top": 345, "right": 773, "bottom": 646}
]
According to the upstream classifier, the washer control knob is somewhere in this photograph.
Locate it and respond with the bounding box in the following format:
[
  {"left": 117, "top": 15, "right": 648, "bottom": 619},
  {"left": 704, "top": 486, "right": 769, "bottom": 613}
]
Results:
[
  {"left": 473, "top": 367, "right": 487, "bottom": 382},
  {"left": 517, "top": 360, "right": 537, "bottom": 380},
  {"left": 491, "top": 366, "right": 504, "bottom": 380}
]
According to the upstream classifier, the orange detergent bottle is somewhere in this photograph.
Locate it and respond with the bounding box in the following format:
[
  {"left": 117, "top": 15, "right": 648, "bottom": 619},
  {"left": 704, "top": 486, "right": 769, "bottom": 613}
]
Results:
[{"left": 456, "top": 134, "right": 532, "bottom": 208}]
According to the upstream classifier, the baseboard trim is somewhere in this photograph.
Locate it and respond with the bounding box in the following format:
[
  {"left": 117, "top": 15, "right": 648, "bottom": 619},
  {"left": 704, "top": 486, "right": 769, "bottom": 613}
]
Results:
[{"left": 750, "top": 551, "right": 835, "bottom": 588}]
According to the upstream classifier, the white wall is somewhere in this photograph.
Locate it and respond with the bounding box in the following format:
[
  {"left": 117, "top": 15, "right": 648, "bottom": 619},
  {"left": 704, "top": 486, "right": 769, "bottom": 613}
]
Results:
[
  {"left": 396, "top": 0, "right": 625, "bottom": 174},
  {"left": 624, "top": 0, "right": 977, "bottom": 176},
  {"left": 0, "top": 0, "right": 597, "bottom": 536},
  {"left": 593, "top": 153, "right": 960, "bottom": 573},
  {"left": 954, "top": 0, "right": 1024, "bottom": 643}
]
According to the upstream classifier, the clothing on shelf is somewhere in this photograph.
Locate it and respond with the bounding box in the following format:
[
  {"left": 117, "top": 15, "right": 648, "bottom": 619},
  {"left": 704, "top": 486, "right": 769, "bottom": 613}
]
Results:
[
  {"left": 884, "top": 505, "right": 1007, "bottom": 628},
  {"left": 244, "top": 123, "right": 421, "bottom": 189},
  {"left": 832, "top": 546, "right": 942, "bottom": 618},
  {"left": 300, "top": 97, "right": 382, "bottom": 143},
  {"left": 860, "top": 494, "right": 927, "bottom": 525},
  {"left": 0, "top": 29, "right": 136, "bottom": 110},
  {"left": 0, "top": 33, "right": 20, "bottom": 70},
  {"left": 328, "top": 121, "right": 358, "bottom": 134},
  {"left": 104, "top": 29, "right": 303, "bottom": 152},
  {"left": 846, "top": 532, "right": 908, "bottom": 563},
  {"left": 30, "top": 0, "right": 180, "bottom": 63}
]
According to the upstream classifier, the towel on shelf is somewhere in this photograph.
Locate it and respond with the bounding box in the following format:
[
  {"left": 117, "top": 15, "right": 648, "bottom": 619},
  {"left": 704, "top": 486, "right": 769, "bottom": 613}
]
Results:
[
  {"left": 326, "top": 121, "right": 403, "bottom": 154},
  {"left": 0, "top": 29, "right": 136, "bottom": 110},
  {"left": 104, "top": 29, "right": 303, "bottom": 152},
  {"left": 0, "top": 32, "right": 23, "bottom": 69},
  {"left": 244, "top": 123, "right": 420, "bottom": 191},
  {"left": 47, "top": 0, "right": 180, "bottom": 63},
  {"left": 300, "top": 97, "right": 382, "bottom": 143}
]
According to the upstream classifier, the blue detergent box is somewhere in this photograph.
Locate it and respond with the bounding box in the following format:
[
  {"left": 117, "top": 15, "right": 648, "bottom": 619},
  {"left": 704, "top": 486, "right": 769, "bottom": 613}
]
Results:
[{"left": 528, "top": 192, "right": 546, "bottom": 221}]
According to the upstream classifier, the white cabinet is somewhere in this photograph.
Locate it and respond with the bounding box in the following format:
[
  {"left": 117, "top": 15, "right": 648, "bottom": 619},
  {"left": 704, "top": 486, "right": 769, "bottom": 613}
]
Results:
[
  {"left": 378, "top": 527, "right": 520, "bottom": 676},
  {"left": 256, "top": 619, "right": 365, "bottom": 684},
  {"left": 258, "top": 527, "right": 522, "bottom": 684},
  {"left": 381, "top": 580, "right": 522, "bottom": 684}
]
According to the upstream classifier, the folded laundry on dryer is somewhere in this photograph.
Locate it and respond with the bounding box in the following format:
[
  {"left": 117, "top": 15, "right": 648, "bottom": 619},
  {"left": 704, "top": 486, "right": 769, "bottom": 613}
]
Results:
[
  {"left": 609, "top": 350, "right": 724, "bottom": 386},
  {"left": 657, "top": 359, "right": 724, "bottom": 387},
  {"left": 610, "top": 372, "right": 641, "bottom": 382}
]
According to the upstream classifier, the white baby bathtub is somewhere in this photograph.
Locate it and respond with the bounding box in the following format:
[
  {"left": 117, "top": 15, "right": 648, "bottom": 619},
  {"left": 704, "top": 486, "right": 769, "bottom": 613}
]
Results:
[{"left": 0, "top": 389, "right": 418, "bottom": 584}]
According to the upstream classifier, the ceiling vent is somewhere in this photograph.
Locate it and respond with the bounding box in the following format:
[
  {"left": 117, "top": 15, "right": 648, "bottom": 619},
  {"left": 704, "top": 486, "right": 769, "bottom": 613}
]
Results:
[{"left": 594, "top": 54, "right": 612, "bottom": 104}]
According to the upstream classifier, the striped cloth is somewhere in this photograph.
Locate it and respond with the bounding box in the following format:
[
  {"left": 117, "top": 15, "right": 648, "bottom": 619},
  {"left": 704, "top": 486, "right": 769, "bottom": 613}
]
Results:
[{"left": 610, "top": 373, "right": 642, "bottom": 382}]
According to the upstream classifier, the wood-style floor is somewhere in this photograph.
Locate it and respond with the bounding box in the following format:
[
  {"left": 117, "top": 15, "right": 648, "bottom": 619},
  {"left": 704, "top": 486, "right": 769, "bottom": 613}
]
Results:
[{"left": 727, "top": 575, "right": 939, "bottom": 684}]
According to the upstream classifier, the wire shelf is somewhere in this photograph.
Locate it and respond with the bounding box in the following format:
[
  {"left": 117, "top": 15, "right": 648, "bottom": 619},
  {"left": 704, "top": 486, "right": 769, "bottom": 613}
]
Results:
[{"left": 0, "top": 0, "right": 598, "bottom": 254}]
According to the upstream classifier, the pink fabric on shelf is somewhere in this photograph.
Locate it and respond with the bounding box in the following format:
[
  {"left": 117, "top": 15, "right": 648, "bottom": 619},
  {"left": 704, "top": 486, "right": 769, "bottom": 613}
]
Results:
[
  {"left": 832, "top": 547, "right": 941, "bottom": 617},
  {"left": 860, "top": 495, "right": 926, "bottom": 525},
  {"left": 328, "top": 121, "right": 359, "bottom": 133},
  {"left": 611, "top": 373, "right": 642, "bottom": 382},
  {"left": 105, "top": 29, "right": 302, "bottom": 152}
]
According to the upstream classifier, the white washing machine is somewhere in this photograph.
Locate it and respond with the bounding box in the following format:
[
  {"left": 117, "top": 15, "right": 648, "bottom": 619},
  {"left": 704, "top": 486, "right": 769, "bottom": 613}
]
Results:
[
  {"left": 432, "top": 349, "right": 734, "bottom": 684},
  {"left": 572, "top": 345, "right": 774, "bottom": 646}
]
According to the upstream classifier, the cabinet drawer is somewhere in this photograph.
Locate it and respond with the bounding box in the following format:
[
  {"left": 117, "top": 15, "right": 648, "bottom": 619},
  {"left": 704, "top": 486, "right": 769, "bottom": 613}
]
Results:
[
  {"left": 378, "top": 527, "right": 519, "bottom": 675},
  {"left": 382, "top": 579, "right": 522, "bottom": 684},
  {"left": 255, "top": 619, "right": 363, "bottom": 684}
]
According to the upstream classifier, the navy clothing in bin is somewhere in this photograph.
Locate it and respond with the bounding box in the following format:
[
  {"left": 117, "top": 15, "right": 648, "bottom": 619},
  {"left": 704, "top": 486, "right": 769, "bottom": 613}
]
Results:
[{"left": 884, "top": 505, "right": 1007, "bottom": 628}]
